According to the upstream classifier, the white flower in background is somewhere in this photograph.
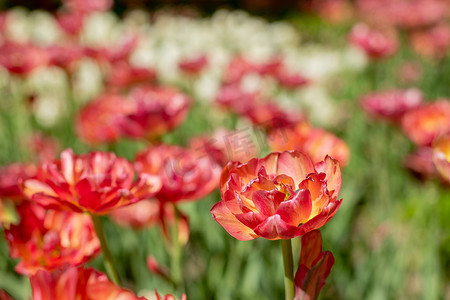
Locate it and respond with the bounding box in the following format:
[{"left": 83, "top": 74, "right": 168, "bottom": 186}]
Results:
[
  {"left": 79, "top": 11, "right": 120, "bottom": 47},
  {"left": 33, "top": 93, "right": 68, "bottom": 128},
  {"left": 25, "top": 67, "right": 68, "bottom": 98},
  {"left": 297, "top": 85, "right": 340, "bottom": 127},
  {"left": 72, "top": 59, "right": 103, "bottom": 103},
  {"left": 28, "top": 10, "right": 62, "bottom": 46},
  {"left": 3, "top": 8, "right": 30, "bottom": 43}
]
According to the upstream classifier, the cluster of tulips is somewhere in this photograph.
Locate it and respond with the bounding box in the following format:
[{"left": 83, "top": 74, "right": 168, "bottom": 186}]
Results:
[{"left": 0, "top": 0, "right": 449, "bottom": 299}]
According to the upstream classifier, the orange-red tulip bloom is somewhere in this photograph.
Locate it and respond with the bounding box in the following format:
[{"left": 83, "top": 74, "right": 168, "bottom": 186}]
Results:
[
  {"left": 360, "top": 89, "right": 423, "bottom": 122},
  {"left": 211, "top": 151, "right": 342, "bottom": 240},
  {"left": 135, "top": 144, "right": 220, "bottom": 203},
  {"left": 268, "top": 122, "right": 350, "bottom": 167},
  {"left": 294, "top": 230, "right": 334, "bottom": 300},
  {"left": 76, "top": 94, "right": 127, "bottom": 145},
  {"left": 21, "top": 149, "right": 161, "bottom": 215},
  {"left": 5, "top": 203, "right": 100, "bottom": 275},
  {"left": 433, "top": 134, "right": 450, "bottom": 182},
  {"left": 349, "top": 23, "right": 398, "bottom": 59},
  {"left": 401, "top": 100, "right": 450, "bottom": 147},
  {"left": 30, "top": 267, "right": 146, "bottom": 300},
  {"left": 120, "top": 86, "right": 191, "bottom": 141}
]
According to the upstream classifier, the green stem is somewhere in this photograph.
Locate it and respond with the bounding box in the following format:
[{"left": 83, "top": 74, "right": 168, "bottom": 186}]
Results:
[
  {"left": 170, "top": 205, "right": 183, "bottom": 286},
  {"left": 281, "top": 239, "right": 295, "bottom": 300},
  {"left": 91, "top": 214, "right": 122, "bottom": 285}
]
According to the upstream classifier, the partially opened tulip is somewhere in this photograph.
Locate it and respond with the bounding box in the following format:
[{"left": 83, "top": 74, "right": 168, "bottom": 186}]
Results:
[
  {"left": 211, "top": 151, "right": 341, "bottom": 300},
  {"left": 21, "top": 149, "right": 161, "bottom": 215},
  {"left": 360, "top": 89, "right": 424, "bottom": 122},
  {"left": 21, "top": 149, "right": 161, "bottom": 284},
  {"left": 211, "top": 150, "right": 342, "bottom": 241},
  {"left": 401, "top": 100, "right": 450, "bottom": 147},
  {"left": 268, "top": 122, "right": 350, "bottom": 167},
  {"left": 120, "top": 86, "right": 191, "bottom": 141},
  {"left": 294, "top": 230, "right": 335, "bottom": 300},
  {"left": 5, "top": 203, "right": 100, "bottom": 275},
  {"left": 433, "top": 135, "right": 450, "bottom": 183},
  {"left": 349, "top": 23, "right": 398, "bottom": 60},
  {"left": 30, "top": 267, "right": 146, "bottom": 300},
  {"left": 135, "top": 144, "right": 220, "bottom": 203}
]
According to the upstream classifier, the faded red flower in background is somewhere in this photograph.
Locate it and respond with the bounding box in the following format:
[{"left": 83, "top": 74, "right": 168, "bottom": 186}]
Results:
[
  {"left": 0, "top": 163, "right": 36, "bottom": 201},
  {"left": 215, "top": 85, "right": 257, "bottom": 116},
  {"left": 46, "top": 44, "right": 85, "bottom": 71},
  {"left": 223, "top": 56, "right": 257, "bottom": 85},
  {"left": 410, "top": 25, "right": 450, "bottom": 59},
  {"left": 178, "top": 54, "right": 208, "bottom": 75},
  {"left": 30, "top": 267, "right": 146, "bottom": 300},
  {"left": 268, "top": 122, "right": 350, "bottom": 167},
  {"left": 349, "top": 23, "right": 398, "bottom": 59},
  {"left": 63, "top": 0, "right": 113, "bottom": 13},
  {"left": 275, "top": 69, "right": 310, "bottom": 90},
  {"left": 56, "top": 10, "right": 84, "bottom": 36},
  {"left": 21, "top": 149, "right": 161, "bottom": 215},
  {"left": 76, "top": 94, "right": 126, "bottom": 145},
  {"left": 246, "top": 102, "right": 304, "bottom": 132},
  {"left": 404, "top": 147, "right": 436, "bottom": 180},
  {"left": 211, "top": 151, "right": 342, "bottom": 240},
  {"left": 85, "top": 35, "right": 138, "bottom": 65},
  {"left": 106, "top": 62, "right": 157, "bottom": 91},
  {"left": 401, "top": 100, "right": 450, "bottom": 147},
  {"left": 433, "top": 134, "right": 450, "bottom": 182},
  {"left": 294, "top": 230, "right": 335, "bottom": 300},
  {"left": 0, "top": 41, "right": 48, "bottom": 75},
  {"left": 189, "top": 128, "right": 260, "bottom": 167},
  {"left": 27, "top": 133, "right": 60, "bottom": 163},
  {"left": 5, "top": 203, "right": 100, "bottom": 275},
  {"left": 360, "top": 89, "right": 424, "bottom": 122},
  {"left": 135, "top": 144, "right": 220, "bottom": 203},
  {"left": 120, "top": 86, "right": 190, "bottom": 141}
]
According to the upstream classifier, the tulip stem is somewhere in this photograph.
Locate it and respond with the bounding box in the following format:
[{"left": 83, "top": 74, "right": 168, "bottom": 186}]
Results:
[
  {"left": 91, "top": 214, "right": 122, "bottom": 286},
  {"left": 281, "top": 239, "right": 295, "bottom": 300},
  {"left": 171, "top": 205, "right": 183, "bottom": 287}
]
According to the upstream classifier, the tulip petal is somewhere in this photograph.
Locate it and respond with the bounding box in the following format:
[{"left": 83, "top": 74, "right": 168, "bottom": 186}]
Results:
[
  {"left": 211, "top": 201, "right": 258, "bottom": 241},
  {"left": 298, "top": 200, "right": 342, "bottom": 235},
  {"left": 254, "top": 214, "right": 302, "bottom": 240},
  {"left": 276, "top": 189, "right": 312, "bottom": 226},
  {"left": 235, "top": 211, "right": 267, "bottom": 229},
  {"left": 252, "top": 190, "right": 284, "bottom": 216},
  {"left": 314, "top": 156, "right": 341, "bottom": 199},
  {"left": 277, "top": 151, "right": 315, "bottom": 186}
]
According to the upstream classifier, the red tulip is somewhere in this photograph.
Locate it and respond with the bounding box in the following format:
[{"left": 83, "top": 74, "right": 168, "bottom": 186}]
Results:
[
  {"left": 360, "top": 89, "right": 424, "bottom": 122},
  {"left": 223, "top": 56, "right": 257, "bottom": 85},
  {"left": 401, "top": 100, "right": 450, "bottom": 147},
  {"left": 119, "top": 86, "right": 190, "bottom": 141},
  {"left": 211, "top": 151, "right": 342, "bottom": 240},
  {"left": 64, "top": 0, "right": 113, "bottom": 13},
  {"left": 30, "top": 267, "right": 146, "bottom": 300},
  {"left": 349, "top": 23, "right": 398, "bottom": 59},
  {"left": 5, "top": 203, "right": 100, "bottom": 275},
  {"left": 189, "top": 128, "right": 260, "bottom": 167},
  {"left": 0, "top": 41, "right": 48, "bottom": 75},
  {"left": 0, "top": 163, "right": 36, "bottom": 201},
  {"left": 21, "top": 149, "right": 161, "bottom": 215},
  {"left": 268, "top": 122, "right": 350, "bottom": 167},
  {"left": 27, "top": 133, "right": 60, "bottom": 163},
  {"left": 404, "top": 147, "right": 436, "bottom": 180},
  {"left": 433, "top": 134, "right": 450, "bottom": 182},
  {"left": 246, "top": 102, "right": 304, "bottom": 132},
  {"left": 275, "top": 69, "right": 310, "bottom": 90},
  {"left": 106, "top": 62, "right": 157, "bottom": 91},
  {"left": 56, "top": 10, "right": 84, "bottom": 36},
  {"left": 46, "top": 44, "right": 85, "bottom": 71},
  {"left": 178, "top": 54, "right": 208, "bottom": 74},
  {"left": 294, "top": 230, "right": 335, "bottom": 300},
  {"left": 410, "top": 25, "right": 450, "bottom": 59},
  {"left": 76, "top": 94, "right": 126, "bottom": 145},
  {"left": 215, "top": 84, "right": 257, "bottom": 116},
  {"left": 135, "top": 144, "right": 220, "bottom": 203}
]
